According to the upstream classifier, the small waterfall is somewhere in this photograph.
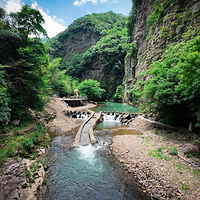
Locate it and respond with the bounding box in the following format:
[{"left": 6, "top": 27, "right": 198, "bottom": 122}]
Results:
[
  {"left": 95, "top": 113, "right": 122, "bottom": 129},
  {"left": 102, "top": 113, "right": 122, "bottom": 122}
]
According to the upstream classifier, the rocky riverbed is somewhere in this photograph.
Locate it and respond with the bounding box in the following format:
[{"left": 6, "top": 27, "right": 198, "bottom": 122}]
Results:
[
  {"left": 1, "top": 98, "right": 200, "bottom": 200},
  {"left": 0, "top": 98, "right": 96, "bottom": 200},
  {"left": 0, "top": 149, "right": 47, "bottom": 200},
  {"left": 110, "top": 117, "right": 200, "bottom": 200}
]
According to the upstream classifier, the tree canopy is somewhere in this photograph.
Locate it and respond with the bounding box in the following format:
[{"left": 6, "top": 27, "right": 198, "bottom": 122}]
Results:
[
  {"left": 138, "top": 33, "right": 200, "bottom": 128},
  {"left": 0, "top": 5, "right": 48, "bottom": 124},
  {"left": 78, "top": 79, "right": 105, "bottom": 101}
]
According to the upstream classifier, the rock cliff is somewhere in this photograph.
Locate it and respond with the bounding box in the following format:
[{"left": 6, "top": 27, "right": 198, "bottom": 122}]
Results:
[
  {"left": 47, "top": 11, "right": 126, "bottom": 65},
  {"left": 125, "top": 0, "right": 200, "bottom": 101},
  {"left": 47, "top": 11, "right": 127, "bottom": 98}
]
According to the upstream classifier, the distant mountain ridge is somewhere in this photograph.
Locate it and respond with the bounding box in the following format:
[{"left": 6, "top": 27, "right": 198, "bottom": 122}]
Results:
[
  {"left": 46, "top": 11, "right": 127, "bottom": 65},
  {"left": 46, "top": 11, "right": 128, "bottom": 99}
]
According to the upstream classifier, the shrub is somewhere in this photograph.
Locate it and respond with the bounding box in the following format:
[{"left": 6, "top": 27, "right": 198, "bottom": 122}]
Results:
[
  {"left": 0, "top": 149, "right": 8, "bottom": 163},
  {"left": 21, "top": 137, "right": 33, "bottom": 153},
  {"left": 140, "top": 34, "right": 200, "bottom": 127},
  {"left": 168, "top": 147, "right": 178, "bottom": 155}
]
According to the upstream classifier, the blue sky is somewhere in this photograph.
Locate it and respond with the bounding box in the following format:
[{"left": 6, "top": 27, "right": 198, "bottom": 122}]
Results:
[{"left": 1, "top": 0, "right": 132, "bottom": 38}]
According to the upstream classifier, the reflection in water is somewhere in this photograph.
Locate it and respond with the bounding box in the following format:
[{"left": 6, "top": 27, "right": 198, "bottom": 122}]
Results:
[
  {"left": 96, "top": 121, "right": 121, "bottom": 129},
  {"left": 45, "top": 136, "right": 142, "bottom": 200},
  {"left": 91, "top": 102, "right": 138, "bottom": 113}
]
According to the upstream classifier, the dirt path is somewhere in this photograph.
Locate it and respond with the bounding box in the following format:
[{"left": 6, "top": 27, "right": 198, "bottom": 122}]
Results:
[
  {"left": 110, "top": 117, "right": 200, "bottom": 200},
  {"left": 41, "top": 98, "right": 96, "bottom": 135}
]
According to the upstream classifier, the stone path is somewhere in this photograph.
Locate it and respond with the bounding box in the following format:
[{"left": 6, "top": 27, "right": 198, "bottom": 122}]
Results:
[
  {"left": 74, "top": 112, "right": 98, "bottom": 146},
  {"left": 79, "top": 118, "right": 95, "bottom": 146}
]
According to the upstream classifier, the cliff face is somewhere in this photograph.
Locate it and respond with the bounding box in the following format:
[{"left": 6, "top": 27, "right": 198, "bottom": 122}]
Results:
[
  {"left": 125, "top": 0, "right": 200, "bottom": 101},
  {"left": 47, "top": 11, "right": 126, "bottom": 64},
  {"left": 47, "top": 12, "right": 127, "bottom": 99}
]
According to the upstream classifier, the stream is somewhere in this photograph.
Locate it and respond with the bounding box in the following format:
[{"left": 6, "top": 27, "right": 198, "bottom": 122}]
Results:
[{"left": 42, "top": 102, "right": 143, "bottom": 200}]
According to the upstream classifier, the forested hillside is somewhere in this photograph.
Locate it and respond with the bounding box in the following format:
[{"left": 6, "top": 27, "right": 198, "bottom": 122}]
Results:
[
  {"left": 125, "top": 0, "right": 200, "bottom": 129},
  {"left": 0, "top": 6, "right": 127, "bottom": 126},
  {"left": 46, "top": 12, "right": 128, "bottom": 99},
  {"left": 0, "top": 6, "right": 81, "bottom": 125}
]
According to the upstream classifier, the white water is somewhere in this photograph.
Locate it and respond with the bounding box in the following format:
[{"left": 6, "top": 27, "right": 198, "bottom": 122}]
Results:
[
  {"left": 102, "top": 113, "right": 122, "bottom": 122},
  {"left": 45, "top": 136, "right": 142, "bottom": 200},
  {"left": 77, "top": 144, "right": 101, "bottom": 164}
]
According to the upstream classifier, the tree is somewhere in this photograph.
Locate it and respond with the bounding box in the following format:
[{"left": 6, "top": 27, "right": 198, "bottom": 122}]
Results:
[
  {"left": 5, "top": 40, "right": 49, "bottom": 118},
  {"left": 113, "top": 84, "right": 125, "bottom": 102},
  {"left": 43, "top": 58, "right": 79, "bottom": 97},
  {"left": 141, "top": 34, "right": 200, "bottom": 128},
  {"left": 78, "top": 79, "right": 105, "bottom": 101},
  {"left": 0, "top": 5, "right": 49, "bottom": 121},
  {"left": 0, "top": 68, "right": 11, "bottom": 124},
  {"left": 9, "top": 5, "right": 47, "bottom": 41}
]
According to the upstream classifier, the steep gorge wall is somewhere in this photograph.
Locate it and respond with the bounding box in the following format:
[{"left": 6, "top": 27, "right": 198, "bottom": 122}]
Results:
[{"left": 125, "top": 0, "right": 200, "bottom": 102}]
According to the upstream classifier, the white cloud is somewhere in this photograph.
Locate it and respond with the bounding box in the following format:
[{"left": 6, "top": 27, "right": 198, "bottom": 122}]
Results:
[
  {"left": 74, "top": 0, "right": 98, "bottom": 7},
  {"left": 4, "top": 0, "right": 67, "bottom": 38},
  {"left": 100, "top": 0, "right": 108, "bottom": 3},
  {"left": 4, "top": 0, "right": 22, "bottom": 13},
  {"left": 31, "top": 2, "right": 67, "bottom": 38}
]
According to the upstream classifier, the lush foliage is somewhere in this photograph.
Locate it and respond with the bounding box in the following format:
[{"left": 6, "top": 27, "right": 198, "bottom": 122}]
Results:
[
  {"left": 0, "top": 122, "right": 49, "bottom": 163},
  {"left": 65, "top": 21, "right": 128, "bottom": 99},
  {"left": 0, "top": 5, "right": 49, "bottom": 123},
  {"left": 0, "top": 68, "right": 11, "bottom": 123},
  {"left": 43, "top": 58, "right": 79, "bottom": 97},
  {"left": 46, "top": 12, "right": 128, "bottom": 100},
  {"left": 77, "top": 79, "right": 105, "bottom": 101},
  {"left": 127, "top": 0, "right": 137, "bottom": 37},
  {"left": 113, "top": 82, "right": 125, "bottom": 102},
  {"left": 146, "top": 0, "right": 175, "bottom": 31},
  {"left": 137, "top": 34, "right": 200, "bottom": 127},
  {"left": 46, "top": 11, "right": 126, "bottom": 63}
]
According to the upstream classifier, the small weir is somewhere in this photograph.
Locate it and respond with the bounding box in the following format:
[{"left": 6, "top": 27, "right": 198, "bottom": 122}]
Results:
[
  {"left": 44, "top": 137, "right": 142, "bottom": 200},
  {"left": 43, "top": 103, "right": 143, "bottom": 200}
]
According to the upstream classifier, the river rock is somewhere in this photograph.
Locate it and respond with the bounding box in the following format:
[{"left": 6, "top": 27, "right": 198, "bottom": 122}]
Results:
[
  {"left": 0, "top": 156, "right": 46, "bottom": 200},
  {"left": 179, "top": 145, "right": 199, "bottom": 155}
]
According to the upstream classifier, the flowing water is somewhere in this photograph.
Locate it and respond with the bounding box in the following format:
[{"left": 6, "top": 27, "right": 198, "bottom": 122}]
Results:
[
  {"left": 44, "top": 136, "right": 142, "bottom": 200},
  {"left": 43, "top": 102, "right": 144, "bottom": 200}
]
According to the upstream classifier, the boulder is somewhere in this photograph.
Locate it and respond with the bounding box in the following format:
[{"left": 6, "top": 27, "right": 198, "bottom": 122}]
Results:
[{"left": 179, "top": 145, "right": 199, "bottom": 155}]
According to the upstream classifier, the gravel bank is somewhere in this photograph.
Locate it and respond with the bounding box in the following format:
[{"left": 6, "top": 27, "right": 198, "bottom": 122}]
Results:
[
  {"left": 110, "top": 117, "right": 200, "bottom": 200},
  {"left": 41, "top": 98, "right": 96, "bottom": 135}
]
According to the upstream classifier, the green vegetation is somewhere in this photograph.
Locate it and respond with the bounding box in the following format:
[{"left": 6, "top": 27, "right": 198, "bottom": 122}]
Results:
[
  {"left": 0, "top": 122, "right": 49, "bottom": 163},
  {"left": 0, "top": 69, "right": 11, "bottom": 123},
  {"left": 0, "top": 5, "right": 48, "bottom": 124},
  {"left": 78, "top": 79, "right": 105, "bottom": 101},
  {"left": 0, "top": 6, "right": 130, "bottom": 165},
  {"left": 148, "top": 148, "right": 170, "bottom": 161},
  {"left": 129, "top": 33, "right": 200, "bottom": 128},
  {"left": 65, "top": 20, "right": 128, "bottom": 99},
  {"left": 168, "top": 147, "right": 178, "bottom": 155},
  {"left": 46, "top": 11, "right": 127, "bottom": 63},
  {"left": 113, "top": 83, "right": 125, "bottom": 102},
  {"left": 46, "top": 12, "right": 129, "bottom": 100},
  {"left": 126, "top": 0, "right": 200, "bottom": 126},
  {"left": 181, "top": 182, "right": 190, "bottom": 191},
  {"left": 43, "top": 58, "right": 79, "bottom": 97},
  {"left": 175, "top": 162, "right": 200, "bottom": 178},
  {"left": 147, "top": 0, "right": 175, "bottom": 28}
]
